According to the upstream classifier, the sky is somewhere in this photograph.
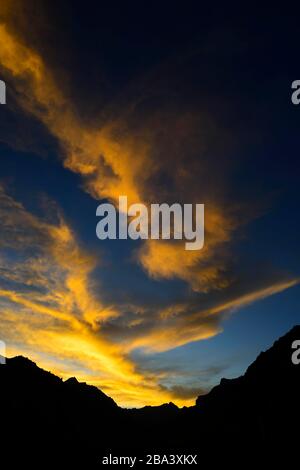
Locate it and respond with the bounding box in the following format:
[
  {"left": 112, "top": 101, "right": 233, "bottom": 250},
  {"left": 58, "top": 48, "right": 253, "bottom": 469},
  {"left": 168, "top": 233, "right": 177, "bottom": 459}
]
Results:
[{"left": 0, "top": 1, "right": 299, "bottom": 407}]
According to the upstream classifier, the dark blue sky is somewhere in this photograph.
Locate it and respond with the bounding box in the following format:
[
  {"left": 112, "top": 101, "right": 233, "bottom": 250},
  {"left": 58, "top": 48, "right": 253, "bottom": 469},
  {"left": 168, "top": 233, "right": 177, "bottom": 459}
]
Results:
[{"left": 0, "top": 1, "right": 299, "bottom": 406}]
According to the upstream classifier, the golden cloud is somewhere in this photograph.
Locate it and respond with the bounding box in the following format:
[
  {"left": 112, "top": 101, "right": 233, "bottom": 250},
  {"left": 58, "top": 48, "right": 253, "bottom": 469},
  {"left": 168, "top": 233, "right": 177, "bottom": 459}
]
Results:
[
  {"left": 0, "top": 7, "right": 298, "bottom": 408},
  {"left": 0, "top": 19, "right": 237, "bottom": 293},
  {"left": 0, "top": 186, "right": 191, "bottom": 406}
]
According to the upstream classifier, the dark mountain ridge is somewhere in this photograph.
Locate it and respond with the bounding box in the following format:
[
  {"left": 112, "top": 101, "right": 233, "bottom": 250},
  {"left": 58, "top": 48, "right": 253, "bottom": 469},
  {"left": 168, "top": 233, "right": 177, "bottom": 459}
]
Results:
[{"left": 0, "top": 326, "right": 299, "bottom": 466}]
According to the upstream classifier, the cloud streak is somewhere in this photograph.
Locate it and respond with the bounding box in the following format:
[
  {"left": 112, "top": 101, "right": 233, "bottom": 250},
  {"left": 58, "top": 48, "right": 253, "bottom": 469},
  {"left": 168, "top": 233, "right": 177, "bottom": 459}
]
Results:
[
  {"left": 0, "top": 14, "right": 236, "bottom": 294},
  {"left": 0, "top": 4, "right": 298, "bottom": 407},
  {"left": 0, "top": 185, "right": 190, "bottom": 406}
]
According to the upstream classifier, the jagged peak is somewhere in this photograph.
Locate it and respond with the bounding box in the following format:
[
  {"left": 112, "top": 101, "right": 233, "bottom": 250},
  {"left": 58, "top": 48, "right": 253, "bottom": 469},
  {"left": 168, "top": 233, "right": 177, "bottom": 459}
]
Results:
[{"left": 64, "top": 377, "right": 79, "bottom": 385}]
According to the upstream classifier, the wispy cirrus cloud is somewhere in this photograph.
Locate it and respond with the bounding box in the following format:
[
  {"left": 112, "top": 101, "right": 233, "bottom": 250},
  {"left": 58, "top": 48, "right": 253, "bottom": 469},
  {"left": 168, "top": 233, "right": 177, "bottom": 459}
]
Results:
[
  {"left": 0, "top": 2, "right": 299, "bottom": 407},
  {"left": 0, "top": 185, "right": 188, "bottom": 406},
  {"left": 0, "top": 15, "right": 236, "bottom": 295}
]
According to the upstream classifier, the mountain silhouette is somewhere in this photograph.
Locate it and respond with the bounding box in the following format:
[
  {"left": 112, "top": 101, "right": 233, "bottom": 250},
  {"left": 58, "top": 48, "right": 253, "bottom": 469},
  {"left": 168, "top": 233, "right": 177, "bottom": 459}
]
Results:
[{"left": 0, "top": 326, "right": 299, "bottom": 466}]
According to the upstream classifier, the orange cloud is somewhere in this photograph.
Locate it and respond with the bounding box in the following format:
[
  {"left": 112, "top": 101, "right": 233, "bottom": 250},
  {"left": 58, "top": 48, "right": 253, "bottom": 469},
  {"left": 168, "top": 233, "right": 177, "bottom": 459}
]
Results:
[
  {"left": 0, "top": 186, "right": 189, "bottom": 406},
  {"left": 0, "top": 9, "right": 298, "bottom": 409},
  {"left": 0, "top": 19, "right": 151, "bottom": 206},
  {"left": 138, "top": 204, "right": 235, "bottom": 291},
  {"left": 0, "top": 20, "right": 237, "bottom": 293},
  {"left": 125, "top": 279, "right": 300, "bottom": 353}
]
